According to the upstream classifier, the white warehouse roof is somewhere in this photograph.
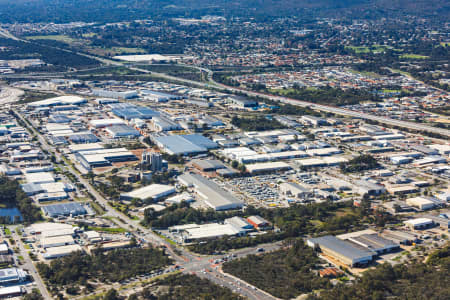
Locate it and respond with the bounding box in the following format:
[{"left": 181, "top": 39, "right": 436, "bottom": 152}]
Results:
[{"left": 121, "top": 184, "right": 176, "bottom": 201}]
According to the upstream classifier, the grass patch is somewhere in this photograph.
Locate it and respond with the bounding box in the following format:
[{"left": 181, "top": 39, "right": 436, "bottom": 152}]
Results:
[
  {"left": 87, "top": 226, "right": 126, "bottom": 233},
  {"left": 25, "top": 35, "right": 78, "bottom": 44},
  {"left": 90, "top": 202, "right": 106, "bottom": 215},
  {"left": 400, "top": 54, "right": 429, "bottom": 59},
  {"left": 18, "top": 90, "right": 58, "bottom": 104}
]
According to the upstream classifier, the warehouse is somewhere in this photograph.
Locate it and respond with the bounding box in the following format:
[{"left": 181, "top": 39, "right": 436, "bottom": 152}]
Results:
[
  {"left": 225, "top": 216, "right": 254, "bottom": 230},
  {"left": 280, "top": 182, "right": 312, "bottom": 199},
  {"left": 21, "top": 182, "right": 74, "bottom": 196},
  {"left": 230, "top": 97, "right": 258, "bottom": 108},
  {"left": 153, "top": 134, "right": 217, "bottom": 155},
  {"left": 192, "top": 159, "right": 226, "bottom": 172},
  {"left": 245, "top": 162, "right": 292, "bottom": 174},
  {"left": 89, "top": 118, "right": 126, "bottom": 128},
  {"left": 121, "top": 184, "right": 176, "bottom": 201},
  {"left": 69, "top": 143, "right": 104, "bottom": 153},
  {"left": 345, "top": 234, "right": 399, "bottom": 254},
  {"left": 178, "top": 173, "right": 244, "bottom": 210},
  {"left": 25, "top": 172, "right": 55, "bottom": 184},
  {"left": 27, "top": 222, "right": 75, "bottom": 237},
  {"left": 141, "top": 90, "right": 182, "bottom": 102},
  {"left": 355, "top": 180, "right": 386, "bottom": 195},
  {"left": 92, "top": 89, "right": 138, "bottom": 99},
  {"left": 296, "top": 158, "right": 327, "bottom": 168},
  {"left": 105, "top": 124, "right": 140, "bottom": 138},
  {"left": 404, "top": 218, "right": 435, "bottom": 230},
  {"left": 0, "top": 286, "right": 25, "bottom": 298},
  {"left": 42, "top": 202, "right": 88, "bottom": 218},
  {"left": 306, "top": 147, "right": 342, "bottom": 157},
  {"left": 41, "top": 235, "right": 75, "bottom": 248},
  {"left": 68, "top": 133, "right": 100, "bottom": 144},
  {"left": 76, "top": 148, "right": 137, "bottom": 169},
  {"left": 307, "top": 235, "right": 375, "bottom": 267},
  {"left": 44, "top": 244, "right": 83, "bottom": 259},
  {"left": 151, "top": 116, "right": 182, "bottom": 131},
  {"left": 0, "top": 268, "right": 27, "bottom": 284},
  {"left": 28, "top": 95, "right": 87, "bottom": 108},
  {"left": 247, "top": 216, "right": 270, "bottom": 229},
  {"left": 381, "top": 230, "right": 418, "bottom": 245},
  {"left": 165, "top": 193, "right": 195, "bottom": 205},
  {"left": 110, "top": 103, "right": 159, "bottom": 120},
  {"left": 406, "top": 196, "right": 436, "bottom": 210}
]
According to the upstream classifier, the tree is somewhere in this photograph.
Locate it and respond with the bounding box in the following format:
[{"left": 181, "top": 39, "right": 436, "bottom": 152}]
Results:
[{"left": 103, "top": 289, "right": 120, "bottom": 300}]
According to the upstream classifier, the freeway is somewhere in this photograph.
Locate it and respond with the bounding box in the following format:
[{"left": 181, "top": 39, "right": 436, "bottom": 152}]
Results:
[{"left": 1, "top": 24, "right": 449, "bottom": 137}]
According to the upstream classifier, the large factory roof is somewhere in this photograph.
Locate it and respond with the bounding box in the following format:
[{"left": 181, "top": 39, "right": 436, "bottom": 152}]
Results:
[
  {"left": 154, "top": 134, "right": 217, "bottom": 155},
  {"left": 308, "top": 235, "right": 375, "bottom": 262},
  {"left": 110, "top": 103, "right": 159, "bottom": 120},
  {"left": 178, "top": 173, "right": 243, "bottom": 210},
  {"left": 122, "top": 184, "right": 176, "bottom": 201},
  {"left": 42, "top": 202, "right": 87, "bottom": 217}
]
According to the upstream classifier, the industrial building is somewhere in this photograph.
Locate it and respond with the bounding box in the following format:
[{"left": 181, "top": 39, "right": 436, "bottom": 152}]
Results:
[
  {"left": 105, "top": 124, "right": 140, "bottom": 138},
  {"left": 120, "top": 184, "right": 176, "bottom": 201},
  {"left": 153, "top": 134, "right": 218, "bottom": 155},
  {"left": 41, "top": 202, "right": 88, "bottom": 218},
  {"left": 41, "top": 235, "right": 75, "bottom": 248},
  {"left": 27, "top": 222, "right": 75, "bottom": 237},
  {"left": 404, "top": 218, "right": 435, "bottom": 230},
  {"left": 246, "top": 215, "right": 270, "bottom": 229},
  {"left": 355, "top": 180, "right": 386, "bottom": 195},
  {"left": 381, "top": 230, "right": 418, "bottom": 245},
  {"left": 27, "top": 96, "right": 87, "bottom": 108},
  {"left": 170, "top": 217, "right": 252, "bottom": 243},
  {"left": 0, "top": 286, "right": 25, "bottom": 298},
  {"left": 141, "top": 151, "right": 165, "bottom": 172},
  {"left": 230, "top": 97, "right": 258, "bottom": 108},
  {"left": 110, "top": 103, "right": 159, "bottom": 120},
  {"left": 141, "top": 90, "right": 182, "bottom": 102},
  {"left": 279, "top": 182, "right": 312, "bottom": 200},
  {"left": 307, "top": 235, "right": 375, "bottom": 267},
  {"left": 44, "top": 244, "right": 83, "bottom": 259},
  {"left": 192, "top": 159, "right": 226, "bottom": 172},
  {"left": 92, "top": 89, "right": 138, "bottom": 99},
  {"left": 89, "top": 118, "right": 126, "bottom": 128},
  {"left": 25, "top": 172, "right": 55, "bottom": 184},
  {"left": 0, "top": 268, "right": 28, "bottom": 284},
  {"left": 245, "top": 162, "right": 292, "bottom": 174},
  {"left": 337, "top": 232, "right": 400, "bottom": 254},
  {"left": 178, "top": 173, "right": 244, "bottom": 210},
  {"left": 406, "top": 196, "right": 437, "bottom": 210},
  {"left": 76, "top": 147, "right": 137, "bottom": 169},
  {"left": 150, "top": 116, "right": 183, "bottom": 131}
]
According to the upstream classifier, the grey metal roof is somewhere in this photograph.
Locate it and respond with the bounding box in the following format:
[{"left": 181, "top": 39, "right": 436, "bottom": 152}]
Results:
[
  {"left": 42, "top": 202, "right": 87, "bottom": 217},
  {"left": 178, "top": 173, "right": 243, "bottom": 210},
  {"left": 309, "top": 235, "right": 375, "bottom": 260}
]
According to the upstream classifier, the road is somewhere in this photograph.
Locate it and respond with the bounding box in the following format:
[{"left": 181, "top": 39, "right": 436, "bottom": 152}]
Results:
[
  {"left": 9, "top": 227, "right": 51, "bottom": 299},
  {"left": 13, "top": 108, "right": 281, "bottom": 300}
]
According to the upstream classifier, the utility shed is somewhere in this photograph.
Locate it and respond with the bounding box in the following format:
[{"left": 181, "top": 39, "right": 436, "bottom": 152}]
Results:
[{"left": 307, "top": 235, "right": 375, "bottom": 267}]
